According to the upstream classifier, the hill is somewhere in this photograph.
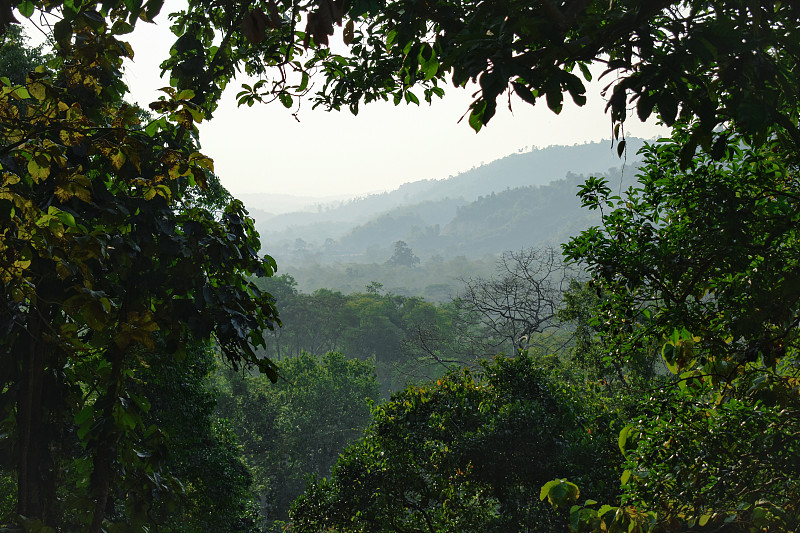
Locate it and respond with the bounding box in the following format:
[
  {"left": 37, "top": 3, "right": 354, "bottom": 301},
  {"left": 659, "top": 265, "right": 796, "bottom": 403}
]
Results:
[
  {"left": 249, "top": 138, "right": 647, "bottom": 241},
  {"left": 246, "top": 139, "right": 647, "bottom": 296}
]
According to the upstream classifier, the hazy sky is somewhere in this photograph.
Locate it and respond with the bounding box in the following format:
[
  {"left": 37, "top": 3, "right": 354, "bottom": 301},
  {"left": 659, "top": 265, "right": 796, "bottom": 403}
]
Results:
[{"left": 118, "top": 12, "right": 670, "bottom": 198}]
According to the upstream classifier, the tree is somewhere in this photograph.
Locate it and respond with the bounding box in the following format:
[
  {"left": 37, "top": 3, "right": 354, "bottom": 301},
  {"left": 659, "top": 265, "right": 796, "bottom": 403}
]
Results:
[
  {"left": 542, "top": 129, "right": 800, "bottom": 531},
  {"left": 166, "top": 1, "right": 800, "bottom": 530},
  {"left": 0, "top": 25, "right": 48, "bottom": 84},
  {"left": 567, "top": 132, "right": 800, "bottom": 382},
  {"left": 123, "top": 342, "right": 260, "bottom": 532},
  {"left": 385, "top": 240, "right": 420, "bottom": 267},
  {"left": 214, "top": 351, "right": 379, "bottom": 531},
  {"left": 9, "top": 2, "right": 797, "bottom": 155},
  {"left": 253, "top": 274, "right": 463, "bottom": 394},
  {"left": 313, "top": 1, "right": 800, "bottom": 157},
  {"left": 0, "top": 6, "right": 279, "bottom": 530},
  {"left": 4, "top": 1, "right": 800, "bottom": 531},
  {"left": 290, "top": 353, "right": 621, "bottom": 533},
  {"left": 458, "top": 248, "right": 576, "bottom": 354},
  {"left": 403, "top": 248, "right": 577, "bottom": 374}
]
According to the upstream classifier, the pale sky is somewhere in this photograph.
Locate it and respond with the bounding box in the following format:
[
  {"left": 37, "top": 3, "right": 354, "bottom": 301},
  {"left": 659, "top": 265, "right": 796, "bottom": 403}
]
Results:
[{"left": 120, "top": 10, "right": 670, "bottom": 198}]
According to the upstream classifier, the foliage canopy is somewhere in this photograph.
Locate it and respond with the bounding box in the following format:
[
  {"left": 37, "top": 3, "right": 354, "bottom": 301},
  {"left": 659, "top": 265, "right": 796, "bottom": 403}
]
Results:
[
  {"left": 3, "top": 0, "right": 800, "bottom": 531},
  {"left": 291, "top": 354, "right": 621, "bottom": 533},
  {"left": 0, "top": 5, "right": 279, "bottom": 530}
]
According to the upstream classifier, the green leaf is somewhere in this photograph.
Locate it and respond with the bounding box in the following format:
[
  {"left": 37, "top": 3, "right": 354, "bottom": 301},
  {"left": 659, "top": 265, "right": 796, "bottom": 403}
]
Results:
[
  {"left": 637, "top": 94, "right": 655, "bottom": 122},
  {"left": 28, "top": 82, "right": 46, "bottom": 101},
  {"left": 540, "top": 479, "right": 560, "bottom": 501},
  {"left": 123, "top": 0, "right": 143, "bottom": 16},
  {"left": 404, "top": 91, "right": 419, "bottom": 105},
  {"left": 257, "top": 359, "right": 279, "bottom": 383},
  {"left": 18, "top": 0, "right": 35, "bottom": 17},
  {"left": 598, "top": 504, "right": 615, "bottom": 516},
  {"left": 298, "top": 71, "right": 309, "bottom": 92},
  {"left": 546, "top": 86, "right": 563, "bottom": 114},
  {"left": 187, "top": 107, "right": 203, "bottom": 123},
  {"left": 109, "top": 148, "right": 126, "bottom": 170},
  {"left": 53, "top": 19, "right": 73, "bottom": 48},
  {"left": 111, "top": 20, "right": 135, "bottom": 35},
  {"left": 468, "top": 101, "right": 486, "bottom": 133},
  {"left": 55, "top": 210, "right": 77, "bottom": 228},
  {"left": 144, "top": 117, "right": 162, "bottom": 137},
  {"left": 657, "top": 94, "right": 678, "bottom": 126},
  {"left": 578, "top": 62, "right": 592, "bottom": 81},
  {"left": 618, "top": 425, "right": 634, "bottom": 455},
  {"left": 143, "top": 0, "right": 164, "bottom": 21},
  {"left": 512, "top": 82, "right": 537, "bottom": 105},
  {"left": 540, "top": 479, "right": 580, "bottom": 510},
  {"left": 83, "top": 300, "right": 110, "bottom": 331},
  {"left": 12, "top": 87, "right": 30, "bottom": 99},
  {"left": 343, "top": 19, "right": 355, "bottom": 45},
  {"left": 74, "top": 405, "right": 94, "bottom": 426}
]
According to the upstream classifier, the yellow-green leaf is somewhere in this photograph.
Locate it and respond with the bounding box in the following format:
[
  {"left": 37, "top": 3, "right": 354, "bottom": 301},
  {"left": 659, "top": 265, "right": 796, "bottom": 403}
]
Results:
[
  {"left": 110, "top": 149, "right": 126, "bottom": 170},
  {"left": 28, "top": 82, "right": 46, "bottom": 101},
  {"left": 12, "top": 87, "right": 31, "bottom": 100},
  {"left": 28, "top": 157, "right": 50, "bottom": 182}
]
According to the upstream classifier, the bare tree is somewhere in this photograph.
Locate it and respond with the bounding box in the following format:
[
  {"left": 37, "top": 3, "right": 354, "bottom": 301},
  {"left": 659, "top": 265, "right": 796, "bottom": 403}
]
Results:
[
  {"left": 403, "top": 248, "right": 580, "bottom": 378},
  {"left": 456, "top": 247, "right": 579, "bottom": 356}
]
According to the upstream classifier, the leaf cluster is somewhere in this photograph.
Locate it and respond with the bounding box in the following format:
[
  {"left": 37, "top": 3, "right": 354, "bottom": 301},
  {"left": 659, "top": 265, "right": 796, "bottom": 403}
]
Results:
[{"left": 291, "top": 353, "right": 622, "bottom": 533}]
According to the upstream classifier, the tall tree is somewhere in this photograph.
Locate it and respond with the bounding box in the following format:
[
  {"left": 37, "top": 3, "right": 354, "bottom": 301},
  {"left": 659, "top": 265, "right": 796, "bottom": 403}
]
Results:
[
  {"left": 4, "top": 1, "right": 800, "bottom": 531},
  {"left": 0, "top": 25, "right": 47, "bottom": 84},
  {"left": 311, "top": 0, "right": 800, "bottom": 155},
  {"left": 543, "top": 129, "right": 800, "bottom": 532},
  {"left": 291, "top": 353, "right": 621, "bottom": 533},
  {"left": 214, "top": 351, "right": 379, "bottom": 531},
  {"left": 385, "top": 240, "right": 420, "bottom": 267},
  {"left": 456, "top": 248, "right": 576, "bottom": 355},
  {"left": 0, "top": 5, "right": 279, "bottom": 530}
]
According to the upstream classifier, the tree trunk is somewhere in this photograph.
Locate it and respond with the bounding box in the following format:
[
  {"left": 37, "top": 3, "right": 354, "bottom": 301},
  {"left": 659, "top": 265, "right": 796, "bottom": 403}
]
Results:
[
  {"left": 16, "top": 315, "right": 56, "bottom": 525},
  {"left": 88, "top": 344, "right": 125, "bottom": 533}
]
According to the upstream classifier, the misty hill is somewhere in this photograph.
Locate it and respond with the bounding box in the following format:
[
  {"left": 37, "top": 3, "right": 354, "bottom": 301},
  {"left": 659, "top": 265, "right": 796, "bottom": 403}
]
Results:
[
  {"left": 437, "top": 172, "right": 606, "bottom": 255},
  {"left": 269, "top": 166, "right": 638, "bottom": 265},
  {"left": 236, "top": 192, "right": 352, "bottom": 217},
  {"left": 335, "top": 197, "right": 464, "bottom": 254},
  {"left": 411, "top": 138, "right": 646, "bottom": 201},
  {"left": 331, "top": 167, "right": 635, "bottom": 256},
  {"left": 276, "top": 166, "right": 642, "bottom": 298},
  {"left": 249, "top": 137, "right": 648, "bottom": 243},
  {"left": 248, "top": 138, "right": 649, "bottom": 297}
]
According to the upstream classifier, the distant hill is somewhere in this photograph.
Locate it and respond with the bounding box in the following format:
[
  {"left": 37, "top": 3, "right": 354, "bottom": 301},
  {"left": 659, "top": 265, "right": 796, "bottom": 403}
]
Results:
[
  {"left": 339, "top": 167, "right": 636, "bottom": 257},
  {"left": 248, "top": 138, "right": 648, "bottom": 242},
  {"left": 249, "top": 139, "right": 649, "bottom": 297},
  {"left": 407, "top": 138, "right": 646, "bottom": 201},
  {"left": 336, "top": 197, "right": 464, "bottom": 254}
]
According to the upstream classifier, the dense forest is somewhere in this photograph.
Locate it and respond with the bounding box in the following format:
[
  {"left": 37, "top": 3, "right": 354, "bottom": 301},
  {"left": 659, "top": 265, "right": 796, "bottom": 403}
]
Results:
[{"left": 2, "top": 1, "right": 800, "bottom": 533}]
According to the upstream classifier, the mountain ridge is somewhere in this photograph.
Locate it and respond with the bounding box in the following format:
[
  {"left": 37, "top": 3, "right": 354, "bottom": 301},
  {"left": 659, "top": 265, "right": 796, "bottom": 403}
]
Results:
[{"left": 245, "top": 138, "right": 648, "bottom": 236}]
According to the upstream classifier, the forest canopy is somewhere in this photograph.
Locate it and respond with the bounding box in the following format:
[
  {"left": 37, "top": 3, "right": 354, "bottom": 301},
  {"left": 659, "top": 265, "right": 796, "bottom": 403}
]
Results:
[{"left": 1, "top": 1, "right": 799, "bottom": 532}]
